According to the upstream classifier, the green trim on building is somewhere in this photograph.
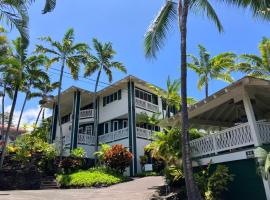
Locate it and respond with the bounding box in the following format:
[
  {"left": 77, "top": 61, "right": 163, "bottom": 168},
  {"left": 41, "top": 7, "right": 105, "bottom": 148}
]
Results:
[
  {"left": 131, "top": 82, "right": 137, "bottom": 175},
  {"left": 70, "top": 90, "right": 81, "bottom": 150},
  {"left": 96, "top": 96, "right": 100, "bottom": 146},
  {"left": 128, "top": 81, "right": 134, "bottom": 176},
  {"left": 50, "top": 104, "right": 58, "bottom": 143}
]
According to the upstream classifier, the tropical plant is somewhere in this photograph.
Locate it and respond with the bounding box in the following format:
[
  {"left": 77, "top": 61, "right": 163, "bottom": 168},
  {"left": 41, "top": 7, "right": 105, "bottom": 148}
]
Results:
[
  {"left": 255, "top": 147, "right": 270, "bottom": 180},
  {"left": 84, "top": 38, "right": 126, "bottom": 157},
  {"left": 94, "top": 143, "right": 111, "bottom": 165},
  {"left": 237, "top": 37, "right": 270, "bottom": 80},
  {"left": 70, "top": 147, "right": 86, "bottom": 158},
  {"left": 16, "top": 54, "right": 49, "bottom": 131},
  {"left": 144, "top": 1, "right": 270, "bottom": 198},
  {"left": 188, "top": 45, "right": 235, "bottom": 98},
  {"left": 35, "top": 28, "right": 88, "bottom": 158},
  {"left": 104, "top": 144, "right": 133, "bottom": 174},
  {"left": 0, "top": 37, "right": 28, "bottom": 169}
]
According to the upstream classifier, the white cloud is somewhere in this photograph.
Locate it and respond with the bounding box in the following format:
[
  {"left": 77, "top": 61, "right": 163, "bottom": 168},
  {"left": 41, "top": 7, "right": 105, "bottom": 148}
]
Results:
[{"left": 5, "top": 105, "right": 51, "bottom": 129}]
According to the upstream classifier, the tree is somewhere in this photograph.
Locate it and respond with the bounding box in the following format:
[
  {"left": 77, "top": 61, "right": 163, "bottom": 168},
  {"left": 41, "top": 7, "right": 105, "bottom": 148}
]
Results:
[
  {"left": 149, "top": 76, "right": 196, "bottom": 118},
  {"left": 0, "top": 37, "right": 28, "bottom": 169},
  {"left": 35, "top": 28, "right": 88, "bottom": 158},
  {"left": 237, "top": 37, "right": 270, "bottom": 79},
  {"left": 188, "top": 45, "right": 235, "bottom": 98},
  {"left": 144, "top": 1, "right": 270, "bottom": 199},
  {"left": 84, "top": 38, "right": 127, "bottom": 159},
  {"left": 16, "top": 54, "right": 49, "bottom": 132}
]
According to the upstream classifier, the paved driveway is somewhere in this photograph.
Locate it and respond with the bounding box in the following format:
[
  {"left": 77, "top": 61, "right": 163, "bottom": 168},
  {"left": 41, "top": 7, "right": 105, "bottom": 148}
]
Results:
[{"left": 0, "top": 176, "right": 164, "bottom": 200}]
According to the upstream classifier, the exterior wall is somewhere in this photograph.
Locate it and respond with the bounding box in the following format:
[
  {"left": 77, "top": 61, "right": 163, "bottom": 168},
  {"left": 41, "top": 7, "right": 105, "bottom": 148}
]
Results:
[
  {"left": 98, "top": 88, "right": 129, "bottom": 123},
  {"left": 56, "top": 122, "right": 71, "bottom": 138},
  {"left": 136, "top": 138, "right": 152, "bottom": 173},
  {"left": 78, "top": 144, "right": 95, "bottom": 158}
]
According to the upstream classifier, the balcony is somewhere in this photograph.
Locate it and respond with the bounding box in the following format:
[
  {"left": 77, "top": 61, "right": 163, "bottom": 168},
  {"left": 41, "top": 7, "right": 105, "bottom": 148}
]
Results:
[
  {"left": 63, "top": 133, "right": 95, "bottom": 146},
  {"left": 136, "top": 127, "right": 152, "bottom": 140},
  {"left": 98, "top": 128, "right": 129, "bottom": 144},
  {"left": 135, "top": 98, "right": 159, "bottom": 113},
  {"left": 80, "top": 109, "right": 94, "bottom": 119},
  {"left": 190, "top": 121, "right": 270, "bottom": 158}
]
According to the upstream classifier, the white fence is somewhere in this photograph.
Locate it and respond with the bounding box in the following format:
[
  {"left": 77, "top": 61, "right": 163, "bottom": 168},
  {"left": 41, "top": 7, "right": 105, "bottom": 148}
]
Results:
[
  {"left": 80, "top": 109, "right": 94, "bottom": 119},
  {"left": 135, "top": 98, "right": 159, "bottom": 113},
  {"left": 190, "top": 121, "right": 270, "bottom": 158},
  {"left": 98, "top": 128, "right": 129, "bottom": 144},
  {"left": 136, "top": 127, "right": 152, "bottom": 140},
  {"left": 63, "top": 133, "right": 95, "bottom": 146}
]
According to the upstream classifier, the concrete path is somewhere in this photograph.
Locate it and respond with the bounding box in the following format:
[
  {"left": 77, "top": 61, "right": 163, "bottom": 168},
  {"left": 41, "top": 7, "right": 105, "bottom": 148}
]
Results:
[{"left": 0, "top": 176, "right": 164, "bottom": 200}]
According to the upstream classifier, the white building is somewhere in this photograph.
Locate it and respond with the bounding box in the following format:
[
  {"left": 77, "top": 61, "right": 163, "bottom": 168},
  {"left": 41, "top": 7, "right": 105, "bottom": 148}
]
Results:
[{"left": 45, "top": 75, "right": 172, "bottom": 176}]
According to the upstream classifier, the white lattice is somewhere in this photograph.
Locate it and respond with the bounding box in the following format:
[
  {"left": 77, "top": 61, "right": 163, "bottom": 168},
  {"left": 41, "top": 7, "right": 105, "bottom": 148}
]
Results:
[
  {"left": 257, "top": 121, "right": 270, "bottom": 144},
  {"left": 190, "top": 135, "right": 215, "bottom": 157},
  {"left": 136, "top": 127, "right": 152, "bottom": 139},
  {"left": 135, "top": 98, "right": 159, "bottom": 113},
  {"left": 80, "top": 109, "right": 94, "bottom": 119},
  {"left": 78, "top": 134, "right": 95, "bottom": 145}
]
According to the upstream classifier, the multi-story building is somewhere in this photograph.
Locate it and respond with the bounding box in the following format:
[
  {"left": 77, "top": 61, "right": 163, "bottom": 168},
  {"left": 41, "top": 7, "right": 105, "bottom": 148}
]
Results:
[{"left": 45, "top": 75, "right": 172, "bottom": 176}]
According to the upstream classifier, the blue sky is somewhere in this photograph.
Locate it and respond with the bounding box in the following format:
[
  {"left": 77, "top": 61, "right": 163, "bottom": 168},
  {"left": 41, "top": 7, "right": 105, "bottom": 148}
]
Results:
[{"left": 4, "top": 0, "right": 270, "bottom": 125}]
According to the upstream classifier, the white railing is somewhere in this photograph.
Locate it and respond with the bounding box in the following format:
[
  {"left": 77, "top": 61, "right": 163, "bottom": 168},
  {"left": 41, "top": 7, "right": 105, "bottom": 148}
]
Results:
[
  {"left": 190, "top": 122, "right": 254, "bottom": 158},
  {"left": 78, "top": 134, "right": 95, "bottom": 145},
  {"left": 98, "top": 128, "right": 129, "bottom": 144},
  {"left": 135, "top": 98, "right": 159, "bottom": 113},
  {"left": 136, "top": 127, "right": 152, "bottom": 140},
  {"left": 257, "top": 121, "right": 270, "bottom": 144},
  {"left": 80, "top": 109, "right": 94, "bottom": 119}
]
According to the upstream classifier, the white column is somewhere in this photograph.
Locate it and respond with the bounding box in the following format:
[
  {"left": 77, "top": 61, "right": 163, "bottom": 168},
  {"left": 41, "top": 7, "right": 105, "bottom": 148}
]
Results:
[{"left": 242, "top": 89, "right": 261, "bottom": 146}]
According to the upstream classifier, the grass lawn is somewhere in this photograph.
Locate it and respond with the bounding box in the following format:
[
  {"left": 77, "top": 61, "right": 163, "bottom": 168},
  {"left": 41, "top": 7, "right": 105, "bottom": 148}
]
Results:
[{"left": 56, "top": 167, "right": 128, "bottom": 188}]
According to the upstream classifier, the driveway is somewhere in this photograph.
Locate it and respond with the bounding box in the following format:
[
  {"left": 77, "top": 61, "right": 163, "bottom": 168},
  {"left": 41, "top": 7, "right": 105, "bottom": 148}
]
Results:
[{"left": 0, "top": 176, "right": 164, "bottom": 200}]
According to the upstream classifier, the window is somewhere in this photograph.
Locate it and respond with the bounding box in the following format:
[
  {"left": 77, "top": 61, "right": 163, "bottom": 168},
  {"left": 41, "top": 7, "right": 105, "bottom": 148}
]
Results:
[
  {"left": 135, "top": 88, "right": 158, "bottom": 105},
  {"left": 104, "top": 122, "right": 110, "bottom": 134},
  {"left": 85, "top": 126, "right": 93, "bottom": 135},
  {"left": 113, "top": 121, "right": 118, "bottom": 131},
  {"left": 79, "top": 127, "right": 83, "bottom": 134},
  {"left": 123, "top": 120, "right": 128, "bottom": 128},
  {"left": 61, "top": 114, "right": 70, "bottom": 124},
  {"left": 103, "top": 90, "right": 122, "bottom": 106}
]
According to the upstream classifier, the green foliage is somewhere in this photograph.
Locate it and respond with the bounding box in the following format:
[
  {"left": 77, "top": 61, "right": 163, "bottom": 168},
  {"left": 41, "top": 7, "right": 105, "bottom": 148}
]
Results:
[
  {"left": 56, "top": 167, "right": 127, "bottom": 188},
  {"left": 94, "top": 144, "right": 111, "bottom": 165},
  {"left": 139, "top": 155, "right": 148, "bottom": 167},
  {"left": 164, "top": 165, "right": 185, "bottom": 186},
  {"left": 255, "top": 147, "right": 270, "bottom": 180},
  {"left": 104, "top": 144, "right": 133, "bottom": 174},
  {"left": 70, "top": 147, "right": 86, "bottom": 158},
  {"left": 58, "top": 157, "right": 83, "bottom": 174},
  {"left": 136, "top": 171, "right": 159, "bottom": 177},
  {"left": 31, "top": 119, "right": 51, "bottom": 142}
]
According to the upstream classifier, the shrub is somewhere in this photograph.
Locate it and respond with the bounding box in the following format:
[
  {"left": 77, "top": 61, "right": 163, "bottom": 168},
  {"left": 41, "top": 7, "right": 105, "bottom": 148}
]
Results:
[
  {"left": 164, "top": 165, "right": 185, "bottom": 186},
  {"left": 104, "top": 144, "right": 132, "bottom": 174},
  {"left": 70, "top": 147, "right": 86, "bottom": 158},
  {"left": 93, "top": 144, "right": 111, "bottom": 165},
  {"left": 58, "top": 157, "right": 83, "bottom": 174},
  {"left": 56, "top": 167, "right": 127, "bottom": 188}
]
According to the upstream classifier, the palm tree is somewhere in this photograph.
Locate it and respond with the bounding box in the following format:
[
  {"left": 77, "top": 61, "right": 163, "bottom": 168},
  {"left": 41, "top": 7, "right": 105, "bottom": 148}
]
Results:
[
  {"left": 84, "top": 38, "right": 127, "bottom": 159},
  {"left": 150, "top": 76, "right": 196, "bottom": 118},
  {"left": 237, "top": 37, "right": 270, "bottom": 79},
  {"left": 188, "top": 45, "right": 235, "bottom": 98},
  {"left": 144, "top": 1, "right": 270, "bottom": 199},
  {"left": 16, "top": 55, "right": 49, "bottom": 132},
  {"left": 35, "top": 28, "right": 88, "bottom": 158},
  {"left": 0, "top": 37, "right": 28, "bottom": 169}
]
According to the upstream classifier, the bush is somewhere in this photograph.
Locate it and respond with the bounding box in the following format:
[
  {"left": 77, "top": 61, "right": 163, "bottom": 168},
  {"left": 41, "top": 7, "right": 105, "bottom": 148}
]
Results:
[
  {"left": 70, "top": 147, "right": 86, "bottom": 158},
  {"left": 104, "top": 144, "right": 133, "bottom": 174},
  {"left": 164, "top": 165, "right": 185, "bottom": 186},
  {"left": 94, "top": 144, "right": 111, "bottom": 165},
  {"left": 56, "top": 167, "right": 127, "bottom": 188},
  {"left": 58, "top": 157, "right": 83, "bottom": 174}
]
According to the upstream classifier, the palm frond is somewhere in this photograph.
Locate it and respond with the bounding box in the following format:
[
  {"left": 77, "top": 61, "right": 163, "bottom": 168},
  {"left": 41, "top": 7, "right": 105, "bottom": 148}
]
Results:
[
  {"left": 42, "top": 0, "right": 56, "bottom": 14},
  {"left": 144, "top": 0, "right": 177, "bottom": 58}
]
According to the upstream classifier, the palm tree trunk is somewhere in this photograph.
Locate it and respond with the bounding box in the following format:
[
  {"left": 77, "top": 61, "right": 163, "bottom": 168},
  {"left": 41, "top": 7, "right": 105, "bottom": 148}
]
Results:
[
  {"left": 0, "top": 86, "right": 19, "bottom": 169},
  {"left": 1, "top": 84, "right": 5, "bottom": 140},
  {"left": 205, "top": 77, "right": 208, "bottom": 98},
  {"left": 57, "top": 59, "right": 65, "bottom": 160},
  {"left": 16, "top": 91, "right": 29, "bottom": 132},
  {"left": 33, "top": 107, "right": 43, "bottom": 131},
  {"left": 93, "top": 69, "right": 102, "bottom": 164},
  {"left": 178, "top": 0, "right": 202, "bottom": 199}
]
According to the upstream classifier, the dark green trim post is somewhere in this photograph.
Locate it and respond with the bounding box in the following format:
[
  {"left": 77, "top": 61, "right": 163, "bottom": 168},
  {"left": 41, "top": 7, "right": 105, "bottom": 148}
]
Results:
[
  {"left": 71, "top": 90, "right": 81, "bottom": 151},
  {"left": 128, "top": 80, "right": 137, "bottom": 176},
  {"left": 96, "top": 96, "right": 100, "bottom": 144},
  {"left": 50, "top": 103, "right": 58, "bottom": 144}
]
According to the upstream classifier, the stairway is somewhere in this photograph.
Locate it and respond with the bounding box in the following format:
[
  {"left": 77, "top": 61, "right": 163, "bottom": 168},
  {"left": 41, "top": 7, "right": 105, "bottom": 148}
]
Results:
[{"left": 40, "top": 176, "right": 58, "bottom": 189}]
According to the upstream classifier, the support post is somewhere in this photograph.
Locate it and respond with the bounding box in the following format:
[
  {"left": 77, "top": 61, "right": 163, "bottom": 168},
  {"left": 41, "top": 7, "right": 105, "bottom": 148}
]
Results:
[
  {"left": 242, "top": 89, "right": 261, "bottom": 146},
  {"left": 70, "top": 90, "right": 81, "bottom": 151}
]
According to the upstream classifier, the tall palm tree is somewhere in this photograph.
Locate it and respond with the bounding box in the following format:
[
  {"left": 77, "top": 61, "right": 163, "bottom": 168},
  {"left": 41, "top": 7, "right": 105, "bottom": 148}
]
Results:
[
  {"left": 35, "top": 28, "right": 88, "bottom": 158},
  {"left": 144, "top": 1, "right": 270, "bottom": 199},
  {"left": 16, "top": 55, "right": 49, "bottom": 131},
  {"left": 237, "top": 37, "right": 270, "bottom": 79},
  {"left": 188, "top": 45, "right": 235, "bottom": 98},
  {"left": 0, "top": 37, "right": 28, "bottom": 169},
  {"left": 84, "top": 38, "right": 127, "bottom": 158}
]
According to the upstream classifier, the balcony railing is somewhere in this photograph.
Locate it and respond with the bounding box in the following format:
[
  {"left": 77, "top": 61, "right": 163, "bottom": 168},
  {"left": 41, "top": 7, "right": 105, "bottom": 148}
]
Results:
[
  {"left": 99, "top": 127, "right": 129, "bottom": 144},
  {"left": 190, "top": 121, "right": 270, "bottom": 158},
  {"left": 80, "top": 109, "right": 94, "bottom": 119},
  {"left": 135, "top": 98, "right": 159, "bottom": 113},
  {"left": 136, "top": 127, "right": 152, "bottom": 140},
  {"left": 63, "top": 133, "right": 95, "bottom": 146}
]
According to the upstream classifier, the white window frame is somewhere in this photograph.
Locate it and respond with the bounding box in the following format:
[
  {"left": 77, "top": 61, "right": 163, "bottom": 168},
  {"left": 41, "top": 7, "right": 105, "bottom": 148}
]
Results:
[
  {"left": 104, "top": 122, "right": 110, "bottom": 134},
  {"left": 85, "top": 126, "right": 92, "bottom": 135}
]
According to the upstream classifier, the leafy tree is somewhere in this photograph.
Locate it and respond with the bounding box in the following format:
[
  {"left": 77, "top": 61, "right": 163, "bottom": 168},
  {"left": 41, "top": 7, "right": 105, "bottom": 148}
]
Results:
[
  {"left": 144, "top": 1, "right": 270, "bottom": 198},
  {"left": 188, "top": 45, "right": 235, "bottom": 98},
  {"left": 35, "top": 28, "right": 88, "bottom": 158},
  {"left": 84, "top": 38, "right": 126, "bottom": 157},
  {"left": 237, "top": 37, "right": 270, "bottom": 80},
  {"left": 0, "top": 37, "right": 28, "bottom": 169}
]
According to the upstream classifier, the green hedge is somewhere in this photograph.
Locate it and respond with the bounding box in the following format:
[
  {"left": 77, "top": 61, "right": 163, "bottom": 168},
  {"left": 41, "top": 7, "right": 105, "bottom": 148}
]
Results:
[{"left": 56, "top": 167, "right": 128, "bottom": 188}]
